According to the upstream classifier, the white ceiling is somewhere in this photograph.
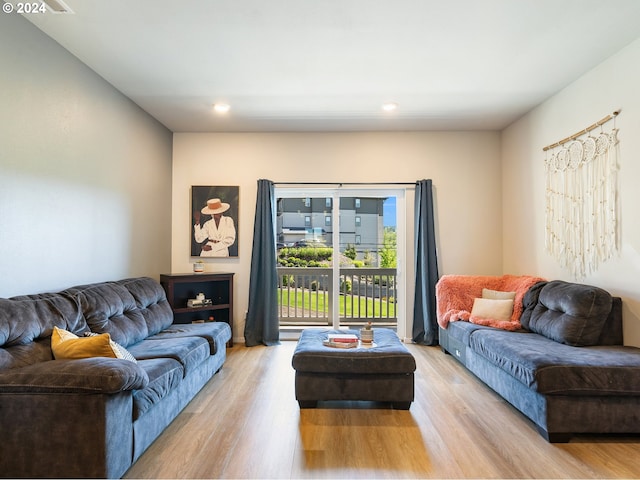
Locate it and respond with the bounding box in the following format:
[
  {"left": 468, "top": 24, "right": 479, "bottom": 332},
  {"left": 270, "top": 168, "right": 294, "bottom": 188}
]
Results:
[{"left": 22, "top": 0, "right": 640, "bottom": 132}]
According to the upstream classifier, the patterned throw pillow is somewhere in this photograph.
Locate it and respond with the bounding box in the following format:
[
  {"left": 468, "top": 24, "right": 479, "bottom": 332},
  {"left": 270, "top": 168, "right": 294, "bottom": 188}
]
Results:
[{"left": 84, "top": 331, "right": 137, "bottom": 362}]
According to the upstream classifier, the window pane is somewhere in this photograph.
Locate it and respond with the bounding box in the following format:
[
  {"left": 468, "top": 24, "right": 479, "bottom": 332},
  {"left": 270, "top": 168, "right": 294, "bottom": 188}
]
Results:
[{"left": 275, "top": 190, "right": 399, "bottom": 333}]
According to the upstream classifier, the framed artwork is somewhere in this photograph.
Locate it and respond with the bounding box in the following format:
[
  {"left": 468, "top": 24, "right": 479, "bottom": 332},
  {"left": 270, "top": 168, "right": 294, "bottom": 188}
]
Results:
[{"left": 191, "top": 185, "right": 239, "bottom": 258}]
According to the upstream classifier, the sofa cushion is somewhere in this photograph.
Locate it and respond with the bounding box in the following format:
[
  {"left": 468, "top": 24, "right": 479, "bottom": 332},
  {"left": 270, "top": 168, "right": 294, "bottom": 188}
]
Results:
[
  {"left": 0, "top": 293, "right": 85, "bottom": 347},
  {"left": 469, "top": 329, "right": 640, "bottom": 395},
  {"left": 117, "top": 277, "right": 174, "bottom": 336},
  {"left": 64, "top": 282, "right": 149, "bottom": 347},
  {"left": 0, "top": 357, "right": 148, "bottom": 394},
  {"left": 442, "top": 320, "right": 494, "bottom": 345},
  {"left": 521, "top": 280, "right": 612, "bottom": 346},
  {"left": 598, "top": 297, "right": 624, "bottom": 346},
  {"left": 0, "top": 340, "right": 54, "bottom": 370},
  {"left": 133, "top": 358, "right": 184, "bottom": 420},
  {"left": 147, "top": 322, "right": 231, "bottom": 355},
  {"left": 519, "top": 281, "right": 546, "bottom": 329},
  {"left": 127, "top": 336, "right": 210, "bottom": 377}
]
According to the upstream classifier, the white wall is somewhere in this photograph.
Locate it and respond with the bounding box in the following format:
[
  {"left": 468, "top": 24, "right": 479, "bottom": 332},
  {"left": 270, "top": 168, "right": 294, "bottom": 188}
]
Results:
[
  {"left": 173, "top": 131, "right": 501, "bottom": 343},
  {"left": 0, "top": 13, "right": 173, "bottom": 296},
  {"left": 502, "top": 38, "right": 640, "bottom": 346}
]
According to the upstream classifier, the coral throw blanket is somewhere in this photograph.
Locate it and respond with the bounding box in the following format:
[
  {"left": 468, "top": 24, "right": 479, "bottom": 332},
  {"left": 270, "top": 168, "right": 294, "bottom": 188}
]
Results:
[{"left": 436, "top": 274, "right": 546, "bottom": 331}]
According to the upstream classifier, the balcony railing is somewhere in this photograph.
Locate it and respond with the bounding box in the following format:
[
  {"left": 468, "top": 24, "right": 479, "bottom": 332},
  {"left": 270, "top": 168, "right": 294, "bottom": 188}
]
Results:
[{"left": 277, "top": 267, "right": 397, "bottom": 328}]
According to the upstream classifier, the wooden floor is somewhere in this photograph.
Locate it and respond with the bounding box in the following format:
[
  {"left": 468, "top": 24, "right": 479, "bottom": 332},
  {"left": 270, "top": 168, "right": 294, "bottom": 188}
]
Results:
[{"left": 124, "top": 340, "right": 640, "bottom": 479}]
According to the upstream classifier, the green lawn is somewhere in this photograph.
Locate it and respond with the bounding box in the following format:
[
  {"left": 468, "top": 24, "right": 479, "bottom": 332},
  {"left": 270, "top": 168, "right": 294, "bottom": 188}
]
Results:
[{"left": 277, "top": 288, "right": 396, "bottom": 318}]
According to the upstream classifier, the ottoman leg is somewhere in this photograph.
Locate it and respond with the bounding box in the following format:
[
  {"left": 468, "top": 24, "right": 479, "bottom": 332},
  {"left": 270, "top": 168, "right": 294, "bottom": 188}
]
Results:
[
  {"left": 392, "top": 401, "right": 411, "bottom": 410},
  {"left": 298, "top": 400, "right": 317, "bottom": 409}
]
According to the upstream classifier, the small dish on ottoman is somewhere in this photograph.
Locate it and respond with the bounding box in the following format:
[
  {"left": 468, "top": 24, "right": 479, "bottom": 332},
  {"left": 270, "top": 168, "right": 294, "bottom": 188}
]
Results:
[{"left": 291, "top": 328, "right": 416, "bottom": 409}]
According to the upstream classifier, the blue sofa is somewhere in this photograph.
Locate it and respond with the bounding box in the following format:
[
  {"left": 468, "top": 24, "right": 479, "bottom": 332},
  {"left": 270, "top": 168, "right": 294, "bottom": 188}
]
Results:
[
  {"left": 438, "top": 277, "right": 640, "bottom": 442},
  {"left": 0, "top": 277, "right": 231, "bottom": 478}
]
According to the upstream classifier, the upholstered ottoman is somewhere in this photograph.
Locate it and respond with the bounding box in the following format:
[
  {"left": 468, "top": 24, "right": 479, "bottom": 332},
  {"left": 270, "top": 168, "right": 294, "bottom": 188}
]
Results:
[{"left": 292, "top": 328, "right": 416, "bottom": 409}]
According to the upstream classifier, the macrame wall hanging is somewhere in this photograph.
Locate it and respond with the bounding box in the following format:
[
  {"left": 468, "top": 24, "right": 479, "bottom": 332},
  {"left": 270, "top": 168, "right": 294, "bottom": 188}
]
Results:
[{"left": 543, "top": 110, "right": 620, "bottom": 279}]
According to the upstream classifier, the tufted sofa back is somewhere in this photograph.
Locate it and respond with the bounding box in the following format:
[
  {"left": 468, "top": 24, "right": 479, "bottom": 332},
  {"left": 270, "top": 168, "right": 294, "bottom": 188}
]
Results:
[
  {"left": 117, "top": 277, "right": 173, "bottom": 336},
  {"left": 0, "top": 277, "right": 174, "bottom": 370},
  {"left": 0, "top": 291, "right": 86, "bottom": 370},
  {"left": 63, "top": 282, "right": 149, "bottom": 348},
  {"left": 521, "top": 280, "right": 622, "bottom": 346},
  {"left": 62, "top": 277, "right": 173, "bottom": 348},
  {"left": 0, "top": 292, "right": 85, "bottom": 348}
]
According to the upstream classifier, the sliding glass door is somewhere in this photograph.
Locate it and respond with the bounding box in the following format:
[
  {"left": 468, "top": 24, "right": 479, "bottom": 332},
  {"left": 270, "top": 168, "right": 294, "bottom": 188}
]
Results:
[{"left": 275, "top": 187, "right": 405, "bottom": 336}]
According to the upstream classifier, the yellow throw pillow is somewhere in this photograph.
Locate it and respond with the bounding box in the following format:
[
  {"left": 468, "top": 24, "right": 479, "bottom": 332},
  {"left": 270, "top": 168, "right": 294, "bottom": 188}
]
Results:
[
  {"left": 51, "top": 326, "right": 117, "bottom": 360},
  {"left": 83, "top": 332, "right": 137, "bottom": 362},
  {"left": 471, "top": 298, "right": 514, "bottom": 322}
]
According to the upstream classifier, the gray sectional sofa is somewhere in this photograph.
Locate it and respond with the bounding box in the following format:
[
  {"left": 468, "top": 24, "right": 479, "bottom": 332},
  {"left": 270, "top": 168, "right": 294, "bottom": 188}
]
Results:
[
  {"left": 0, "top": 276, "right": 231, "bottom": 478},
  {"left": 438, "top": 276, "right": 640, "bottom": 442}
]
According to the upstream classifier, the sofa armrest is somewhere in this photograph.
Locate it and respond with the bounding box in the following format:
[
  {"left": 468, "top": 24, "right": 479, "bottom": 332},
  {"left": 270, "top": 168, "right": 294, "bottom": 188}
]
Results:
[{"left": 0, "top": 358, "right": 149, "bottom": 394}]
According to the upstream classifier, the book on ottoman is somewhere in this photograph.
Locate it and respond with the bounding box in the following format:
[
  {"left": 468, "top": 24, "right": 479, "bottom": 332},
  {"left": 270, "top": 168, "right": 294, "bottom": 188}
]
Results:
[{"left": 323, "top": 333, "right": 359, "bottom": 348}]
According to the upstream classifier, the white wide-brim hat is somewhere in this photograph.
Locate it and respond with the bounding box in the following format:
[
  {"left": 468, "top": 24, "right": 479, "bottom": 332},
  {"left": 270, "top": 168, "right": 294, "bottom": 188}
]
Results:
[{"left": 201, "top": 198, "right": 230, "bottom": 214}]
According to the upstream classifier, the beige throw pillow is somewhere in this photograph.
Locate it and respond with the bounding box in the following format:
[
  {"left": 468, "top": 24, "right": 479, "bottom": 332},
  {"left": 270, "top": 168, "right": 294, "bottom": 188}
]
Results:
[
  {"left": 482, "top": 288, "right": 517, "bottom": 300},
  {"left": 471, "top": 298, "right": 514, "bottom": 322}
]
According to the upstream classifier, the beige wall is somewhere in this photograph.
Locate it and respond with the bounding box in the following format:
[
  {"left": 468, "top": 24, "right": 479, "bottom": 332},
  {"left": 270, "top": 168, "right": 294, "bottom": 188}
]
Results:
[
  {"left": 172, "top": 131, "right": 501, "bottom": 343},
  {"left": 0, "top": 13, "right": 173, "bottom": 297},
  {"left": 502, "top": 38, "right": 640, "bottom": 346}
]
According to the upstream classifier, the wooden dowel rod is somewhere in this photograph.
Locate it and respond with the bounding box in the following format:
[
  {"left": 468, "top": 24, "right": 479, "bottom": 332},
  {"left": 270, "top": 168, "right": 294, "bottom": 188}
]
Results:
[{"left": 542, "top": 110, "right": 620, "bottom": 152}]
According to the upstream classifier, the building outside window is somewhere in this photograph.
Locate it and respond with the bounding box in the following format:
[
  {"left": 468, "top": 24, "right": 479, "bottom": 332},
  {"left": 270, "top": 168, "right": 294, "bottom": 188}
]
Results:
[{"left": 276, "top": 195, "right": 388, "bottom": 256}]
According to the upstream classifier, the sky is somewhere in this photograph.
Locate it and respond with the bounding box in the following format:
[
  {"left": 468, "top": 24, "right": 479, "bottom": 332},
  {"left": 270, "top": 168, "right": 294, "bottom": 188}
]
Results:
[{"left": 383, "top": 197, "right": 396, "bottom": 227}]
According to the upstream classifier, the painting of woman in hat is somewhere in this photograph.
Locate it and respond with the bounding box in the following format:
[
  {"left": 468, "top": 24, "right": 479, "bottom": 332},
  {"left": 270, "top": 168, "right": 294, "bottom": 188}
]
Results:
[{"left": 193, "top": 197, "right": 237, "bottom": 257}]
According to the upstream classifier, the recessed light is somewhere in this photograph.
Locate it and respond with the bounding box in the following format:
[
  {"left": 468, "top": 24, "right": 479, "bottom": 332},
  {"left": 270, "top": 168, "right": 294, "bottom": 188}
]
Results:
[
  {"left": 382, "top": 102, "right": 398, "bottom": 112},
  {"left": 213, "top": 103, "right": 230, "bottom": 114}
]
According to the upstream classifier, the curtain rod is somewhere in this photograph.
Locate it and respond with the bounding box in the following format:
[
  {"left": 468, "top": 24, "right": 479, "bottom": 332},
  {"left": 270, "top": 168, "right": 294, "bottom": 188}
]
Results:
[
  {"left": 273, "top": 181, "right": 416, "bottom": 186},
  {"left": 542, "top": 110, "right": 620, "bottom": 152}
]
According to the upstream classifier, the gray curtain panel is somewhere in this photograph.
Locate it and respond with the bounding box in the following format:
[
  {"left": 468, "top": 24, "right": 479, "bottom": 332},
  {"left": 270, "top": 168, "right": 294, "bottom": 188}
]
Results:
[
  {"left": 244, "top": 179, "right": 280, "bottom": 346},
  {"left": 412, "top": 179, "right": 440, "bottom": 345}
]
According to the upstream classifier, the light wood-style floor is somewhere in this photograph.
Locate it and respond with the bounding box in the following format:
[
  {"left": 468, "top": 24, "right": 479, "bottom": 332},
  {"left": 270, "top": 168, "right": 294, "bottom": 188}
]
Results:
[{"left": 124, "top": 340, "right": 640, "bottom": 479}]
